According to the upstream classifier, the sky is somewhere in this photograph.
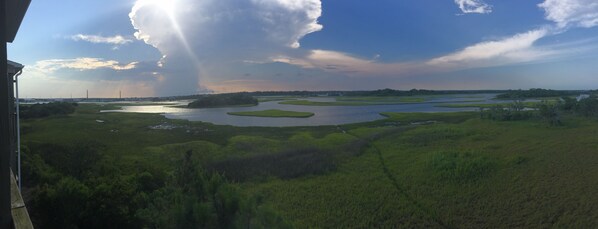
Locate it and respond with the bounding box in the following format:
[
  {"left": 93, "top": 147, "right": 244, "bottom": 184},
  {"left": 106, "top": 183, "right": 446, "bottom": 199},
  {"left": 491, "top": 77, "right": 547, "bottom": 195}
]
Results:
[{"left": 7, "top": 0, "right": 598, "bottom": 98}]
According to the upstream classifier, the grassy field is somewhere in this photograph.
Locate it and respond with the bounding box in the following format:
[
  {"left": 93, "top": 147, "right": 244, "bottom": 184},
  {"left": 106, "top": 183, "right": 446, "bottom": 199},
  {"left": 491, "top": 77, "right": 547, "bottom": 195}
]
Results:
[
  {"left": 227, "top": 109, "right": 314, "bottom": 118},
  {"left": 245, "top": 113, "right": 598, "bottom": 227},
  {"left": 436, "top": 101, "right": 557, "bottom": 108},
  {"left": 21, "top": 103, "right": 598, "bottom": 228}
]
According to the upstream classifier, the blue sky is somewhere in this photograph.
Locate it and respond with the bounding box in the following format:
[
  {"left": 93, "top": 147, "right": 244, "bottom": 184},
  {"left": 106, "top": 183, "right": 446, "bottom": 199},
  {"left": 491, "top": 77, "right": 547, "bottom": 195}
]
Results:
[{"left": 7, "top": 0, "right": 598, "bottom": 97}]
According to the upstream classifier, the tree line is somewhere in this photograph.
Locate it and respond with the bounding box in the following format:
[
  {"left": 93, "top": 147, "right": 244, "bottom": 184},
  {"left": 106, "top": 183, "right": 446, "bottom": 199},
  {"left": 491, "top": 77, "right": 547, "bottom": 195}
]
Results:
[
  {"left": 20, "top": 102, "right": 77, "bottom": 119},
  {"left": 481, "top": 95, "right": 598, "bottom": 125},
  {"left": 495, "top": 88, "right": 582, "bottom": 99},
  {"left": 187, "top": 93, "right": 258, "bottom": 108}
]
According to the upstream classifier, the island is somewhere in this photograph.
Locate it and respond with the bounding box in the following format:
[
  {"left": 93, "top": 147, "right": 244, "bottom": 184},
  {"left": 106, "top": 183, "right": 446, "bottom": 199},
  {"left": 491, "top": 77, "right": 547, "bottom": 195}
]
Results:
[
  {"left": 187, "top": 93, "right": 258, "bottom": 108},
  {"left": 227, "top": 109, "right": 315, "bottom": 118}
]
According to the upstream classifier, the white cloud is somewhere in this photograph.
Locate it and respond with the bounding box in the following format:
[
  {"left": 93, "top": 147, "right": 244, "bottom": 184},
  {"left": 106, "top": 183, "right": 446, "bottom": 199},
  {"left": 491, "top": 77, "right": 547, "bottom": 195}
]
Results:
[
  {"left": 539, "top": 0, "right": 598, "bottom": 28},
  {"left": 455, "top": 0, "right": 492, "bottom": 14},
  {"left": 129, "top": 0, "right": 323, "bottom": 95},
  {"left": 33, "top": 58, "right": 138, "bottom": 73},
  {"left": 276, "top": 27, "right": 597, "bottom": 76},
  {"left": 273, "top": 50, "right": 415, "bottom": 76},
  {"left": 129, "top": 0, "right": 322, "bottom": 60},
  {"left": 428, "top": 29, "right": 549, "bottom": 66},
  {"left": 71, "top": 34, "right": 133, "bottom": 45}
]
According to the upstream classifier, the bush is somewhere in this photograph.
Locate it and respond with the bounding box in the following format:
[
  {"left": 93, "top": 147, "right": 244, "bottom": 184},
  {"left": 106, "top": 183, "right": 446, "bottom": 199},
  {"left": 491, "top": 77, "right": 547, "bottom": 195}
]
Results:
[
  {"left": 139, "top": 151, "right": 291, "bottom": 228},
  {"left": 20, "top": 102, "right": 77, "bottom": 119},
  {"left": 576, "top": 96, "right": 598, "bottom": 117},
  {"left": 537, "top": 102, "right": 561, "bottom": 126},
  {"left": 560, "top": 96, "right": 577, "bottom": 111},
  {"left": 32, "top": 177, "right": 91, "bottom": 228},
  {"left": 480, "top": 102, "right": 533, "bottom": 121},
  {"left": 27, "top": 141, "right": 104, "bottom": 179}
]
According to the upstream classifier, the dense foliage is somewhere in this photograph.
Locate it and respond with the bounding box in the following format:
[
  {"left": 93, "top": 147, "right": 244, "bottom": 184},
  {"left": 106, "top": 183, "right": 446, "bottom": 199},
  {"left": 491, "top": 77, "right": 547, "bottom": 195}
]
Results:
[
  {"left": 481, "top": 96, "right": 598, "bottom": 125},
  {"left": 496, "top": 88, "right": 579, "bottom": 99},
  {"left": 187, "top": 93, "right": 258, "bottom": 108},
  {"left": 24, "top": 144, "right": 289, "bottom": 228},
  {"left": 21, "top": 102, "right": 598, "bottom": 228},
  {"left": 138, "top": 151, "right": 290, "bottom": 228},
  {"left": 479, "top": 101, "right": 533, "bottom": 121},
  {"left": 347, "top": 88, "right": 505, "bottom": 97},
  {"left": 20, "top": 102, "right": 77, "bottom": 119}
]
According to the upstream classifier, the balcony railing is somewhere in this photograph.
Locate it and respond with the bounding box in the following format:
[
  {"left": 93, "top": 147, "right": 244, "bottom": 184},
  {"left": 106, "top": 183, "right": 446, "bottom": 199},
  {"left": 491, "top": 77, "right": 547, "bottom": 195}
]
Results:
[{"left": 10, "top": 170, "right": 32, "bottom": 228}]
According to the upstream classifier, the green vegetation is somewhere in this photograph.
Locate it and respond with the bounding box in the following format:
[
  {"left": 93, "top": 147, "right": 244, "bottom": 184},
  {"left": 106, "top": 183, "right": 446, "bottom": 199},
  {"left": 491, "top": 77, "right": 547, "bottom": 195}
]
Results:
[
  {"left": 279, "top": 100, "right": 361, "bottom": 106},
  {"left": 256, "top": 96, "right": 299, "bottom": 102},
  {"left": 280, "top": 96, "right": 426, "bottom": 106},
  {"left": 217, "top": 88, "right": 503, "bottom": 98},
  {"left": 336, "top": 96, "right": 426, "bottom": 103},
  {"left": 479, "top": 103, "right": 534, "bottom": 122},
  {"left": 227, "top": 109, "right": 314, "bottom": 118},
  {"left": 188, "top": 93, "right": 258, "bottom": 108},
  {"left": 20, "top": 102, "right": 77, "bottom": 119},
  {"left": 427, "top": 151, "right": 497, "bottom": 183},
  {"left": 379, "top": 111, "right": 478, "bottom": 123},
  {"left": 435, "top": 101, "right": 556, "bottom": 109},
  {"left": 478, "top": 97, "right": 598, "bottom": 125},
  {"left": 496, "top": 88, "right": 579, "bottom": 99},
  {"left": 346, "top": 88, "right": 503, "bottom": 97},
  {"left": 21, "top": 98, "right": 598, "bottom": 228}
]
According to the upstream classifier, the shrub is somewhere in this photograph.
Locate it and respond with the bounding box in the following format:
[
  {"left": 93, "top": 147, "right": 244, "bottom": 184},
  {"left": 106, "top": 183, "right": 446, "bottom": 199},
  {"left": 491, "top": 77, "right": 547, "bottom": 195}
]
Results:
[
  {"left": 20, "top": 102, "right": 77, "bottom": 119},
  {"left": 537, "top": 102, "right": 561, "bottom": 126},
  {"left": 576, "top": 96, "right": 598, "bottom": 117},
  {"left": 480, "top": 103, "right": 533, "bottom": 121}
]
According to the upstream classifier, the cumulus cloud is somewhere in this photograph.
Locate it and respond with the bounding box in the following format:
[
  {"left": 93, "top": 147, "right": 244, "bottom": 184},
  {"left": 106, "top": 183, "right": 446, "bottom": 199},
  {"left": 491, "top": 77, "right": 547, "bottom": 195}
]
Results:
[
  {"left": 128, "top": 0, "right": 323, "bottom": 95},
  {"left": 127, "top": 0, "right": 323, "bottom": 56},
  {"left": 538, "top": 0, "right": 598, "bottom": 28},
  {"left": 71, "top": 34, "right": 133, "bottom": 45},
  {"left": 33, "top": 58, "right": 138, "bottom": 73},
  {"left": 454, "top": 0, "right": 492, "bottom": 14}
]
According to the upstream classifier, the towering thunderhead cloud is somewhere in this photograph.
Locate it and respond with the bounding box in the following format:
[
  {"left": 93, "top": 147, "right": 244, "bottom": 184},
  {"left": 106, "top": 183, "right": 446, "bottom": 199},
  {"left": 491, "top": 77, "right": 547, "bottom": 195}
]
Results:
[{"left": 129, "top": 0, "right": 323, "bottom": 95}]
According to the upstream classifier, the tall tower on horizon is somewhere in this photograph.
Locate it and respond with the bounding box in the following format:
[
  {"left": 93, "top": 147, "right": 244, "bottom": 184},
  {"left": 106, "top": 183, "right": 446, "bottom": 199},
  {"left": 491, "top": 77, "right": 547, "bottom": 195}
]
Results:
[
  {"left": 119, "top": 90, "right": 122, "bottom": 99},
  {"left": 86, "top": 90, "right": 88, "bottom": 99}
]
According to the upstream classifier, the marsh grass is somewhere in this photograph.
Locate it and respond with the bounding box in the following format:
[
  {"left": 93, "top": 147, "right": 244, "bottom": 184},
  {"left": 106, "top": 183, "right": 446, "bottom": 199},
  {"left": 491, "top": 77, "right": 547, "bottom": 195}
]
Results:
[
  {"left": 427, "top": 151, "right": 497, "bottom": 183},
  {"left": 21, "top": 104, "right": 598, "bottom": 228}
]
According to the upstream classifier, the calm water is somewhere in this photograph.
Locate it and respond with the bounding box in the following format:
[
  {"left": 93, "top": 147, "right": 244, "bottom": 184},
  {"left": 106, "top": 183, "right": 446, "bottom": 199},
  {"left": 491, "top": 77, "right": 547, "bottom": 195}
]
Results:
[{"left": 102, "top": 94, "right": 509, "bottom": 127}]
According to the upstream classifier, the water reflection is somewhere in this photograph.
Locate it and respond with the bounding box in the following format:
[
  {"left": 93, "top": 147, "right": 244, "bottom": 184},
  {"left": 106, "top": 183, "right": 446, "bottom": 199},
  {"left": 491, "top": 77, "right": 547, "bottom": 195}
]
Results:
[{"left": 102, "top": 94, "right": 511, "bottom": 127}]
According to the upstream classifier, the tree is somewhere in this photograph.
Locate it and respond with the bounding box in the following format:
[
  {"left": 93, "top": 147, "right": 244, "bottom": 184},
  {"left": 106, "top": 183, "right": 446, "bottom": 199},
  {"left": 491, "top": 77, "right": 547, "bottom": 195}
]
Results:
[
  {"left": 538, "top": 102, "right": 561, "bottom": 126},
  {"left": 138, "top": 150, "right": 290, "bottom": 228},
  {"left": 33, "top": 177, "right": 90, "bottom": 229},
  {"left": 576, "top": 96, "right": 598, "bottom": 117}
]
